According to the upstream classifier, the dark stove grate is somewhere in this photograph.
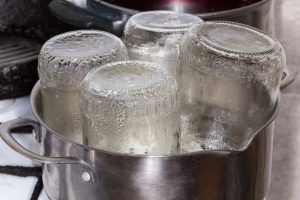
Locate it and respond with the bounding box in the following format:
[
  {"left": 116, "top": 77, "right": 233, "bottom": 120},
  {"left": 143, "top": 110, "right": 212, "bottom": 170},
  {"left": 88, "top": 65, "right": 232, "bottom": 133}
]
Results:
[
  {"left": 0, "top": 122, "right": 44, "bottom": 199},
  {"left": 0, "top": 34, "right": 40, "bottom": 100},
  {"left": 0, "top": 165, "right": 43, "bottom": 200}
]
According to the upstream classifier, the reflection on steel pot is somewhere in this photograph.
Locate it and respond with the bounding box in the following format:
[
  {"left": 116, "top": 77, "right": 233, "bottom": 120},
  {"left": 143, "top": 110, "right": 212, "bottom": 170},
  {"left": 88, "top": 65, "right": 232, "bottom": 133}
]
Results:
[
  {"left": 49, "top": 0, "right": 274, "bottom": 35},
  {"left": 0, "top": 81, "right": 279, "bottom": 200}
]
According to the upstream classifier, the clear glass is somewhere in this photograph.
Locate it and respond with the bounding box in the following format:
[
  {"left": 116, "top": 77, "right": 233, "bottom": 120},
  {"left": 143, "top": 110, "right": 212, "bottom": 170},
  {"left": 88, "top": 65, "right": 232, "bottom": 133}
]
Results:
[
  {"left": 123, "top": 11, "right": 202, "bottom": 78},
  {"left": 80, "top": 61, "right": 180, "bottom": 155},
  {"left": 38, "top": 30, "right": 128, "bottom": 144},
  {"left": 179, "top": 21, "right": 285, "bottom": 152}
]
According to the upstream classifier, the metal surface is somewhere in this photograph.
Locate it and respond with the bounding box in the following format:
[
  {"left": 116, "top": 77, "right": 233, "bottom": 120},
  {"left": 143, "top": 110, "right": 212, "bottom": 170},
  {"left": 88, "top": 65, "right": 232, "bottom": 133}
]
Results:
[
  {"left": 0, "top": 118, "right": 91, "bottom": 170},
  {"left": 268, "top": 0, "right": 300, "bottom": 199},
  {"left": 50, "top": 0, "right": 274, "bottom": 35},
  {"left": 0, "top": 81, "right": 279, "bottom": 200},
  {"left": 281, "top": 66, "right": 296, "bottom": 90}
]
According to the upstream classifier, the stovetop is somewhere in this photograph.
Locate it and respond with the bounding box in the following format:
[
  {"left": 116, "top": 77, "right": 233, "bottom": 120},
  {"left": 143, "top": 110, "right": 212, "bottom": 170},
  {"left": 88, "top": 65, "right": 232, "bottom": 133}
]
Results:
[{"left": 0, "top": 96, "right": 49, "bottom": 200}]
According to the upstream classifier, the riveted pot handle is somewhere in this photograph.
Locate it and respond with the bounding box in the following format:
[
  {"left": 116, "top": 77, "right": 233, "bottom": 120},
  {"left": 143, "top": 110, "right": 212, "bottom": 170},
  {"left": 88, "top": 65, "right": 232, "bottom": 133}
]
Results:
[
  {"left": 281, "top": 66, "right": 295, "bottom": 90},
  {"left": 0, "top": 118, "right": 95, "bottom": 182}
]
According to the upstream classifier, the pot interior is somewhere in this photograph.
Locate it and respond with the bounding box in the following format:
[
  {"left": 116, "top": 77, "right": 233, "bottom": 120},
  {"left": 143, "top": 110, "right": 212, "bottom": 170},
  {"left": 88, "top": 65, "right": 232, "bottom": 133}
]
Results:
[
  {"left": 102, "top": 0, "right": 263, "bottom": 13},
  {"left": 30, "top": 82, "right": 278, "bottom": 153}
]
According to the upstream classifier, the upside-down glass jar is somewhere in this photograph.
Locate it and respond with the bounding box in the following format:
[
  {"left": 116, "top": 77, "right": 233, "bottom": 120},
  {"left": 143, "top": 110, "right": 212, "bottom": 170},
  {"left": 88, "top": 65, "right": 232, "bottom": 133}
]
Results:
[
  {"left": 38, "top": 30, "right": 128, "bottom": 143},
  {"left": 179, "top": 21, "right": 285, "bottom": 152},
  {"left": 123, "top": 11, "right": 203, "bottom": 79},
  {"left": 80, "top": 61, "right": 180, "bottom": 155}
]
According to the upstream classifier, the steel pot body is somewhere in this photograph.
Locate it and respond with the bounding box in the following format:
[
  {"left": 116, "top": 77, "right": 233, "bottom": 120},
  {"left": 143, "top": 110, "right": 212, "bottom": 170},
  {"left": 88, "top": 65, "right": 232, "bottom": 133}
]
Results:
[
  {"left": 198, "top": 0, "right": 274, "bottom": 33},
  {"left": 49, "top": 0, "right": 274, "bottom": 35},
  {"left": 0, "top": 81, "right": 278, "bottom": 200}
]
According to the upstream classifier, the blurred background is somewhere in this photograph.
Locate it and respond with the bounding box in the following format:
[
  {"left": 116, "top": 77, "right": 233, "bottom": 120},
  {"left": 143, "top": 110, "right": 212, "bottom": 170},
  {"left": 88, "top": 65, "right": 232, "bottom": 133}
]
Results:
[{"left": 269, "top": 0, "right": 300, "bottom": 199}]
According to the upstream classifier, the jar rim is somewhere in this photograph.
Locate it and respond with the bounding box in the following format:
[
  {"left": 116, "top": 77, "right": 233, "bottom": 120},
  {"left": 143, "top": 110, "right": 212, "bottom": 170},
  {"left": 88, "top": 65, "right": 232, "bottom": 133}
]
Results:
[{"left": 128, "top": 10, "right": 203, "bottom": 33}]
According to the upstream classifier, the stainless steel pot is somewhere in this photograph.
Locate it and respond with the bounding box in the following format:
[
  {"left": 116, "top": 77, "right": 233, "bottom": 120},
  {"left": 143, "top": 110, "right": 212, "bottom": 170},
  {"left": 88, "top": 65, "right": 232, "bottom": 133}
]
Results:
[
  {"left": 49, "top": 0, "right": 274, "bottom": 35},
  {"left": 0, "top": 81, "right": 280, "bottom": 200}
]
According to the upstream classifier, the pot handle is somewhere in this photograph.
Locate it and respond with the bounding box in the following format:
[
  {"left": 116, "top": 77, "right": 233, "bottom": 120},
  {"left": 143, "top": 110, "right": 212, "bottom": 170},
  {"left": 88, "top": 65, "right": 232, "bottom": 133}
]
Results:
[
  {"left": 0, "top": 118, "right": 95, "bottom": 182},
  {"left": 49, "top": 0, "right": 125, "bottom": 36},
  {"left": 281, "top": 66, "right": 295, "bottom": 90}
]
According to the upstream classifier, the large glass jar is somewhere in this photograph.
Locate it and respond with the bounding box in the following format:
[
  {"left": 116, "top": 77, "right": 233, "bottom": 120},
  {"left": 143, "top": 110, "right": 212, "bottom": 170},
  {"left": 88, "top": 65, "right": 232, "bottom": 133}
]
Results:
[
  {"left": 123, "top": 11, "right": 202, "bottom": 78},
  {"left": 179, "top": 21, "right": 285, "bottom": 152},
  {"left": 38, "top": 30, "right": 128, "bottom": 143},
  {"left": 80, "top": 61, "right": 180, "bottom": 154}
]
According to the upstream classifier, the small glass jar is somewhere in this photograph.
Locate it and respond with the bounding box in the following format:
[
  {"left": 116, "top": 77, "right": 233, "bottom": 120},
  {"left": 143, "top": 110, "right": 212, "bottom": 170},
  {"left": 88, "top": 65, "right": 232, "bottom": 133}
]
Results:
[
  {"left": 179, "top": 21, "right": 285, "bottom": 152},
  {"left": 80, "top": 61, "right": 180, "bottom": 155},
  {"left": 123, "top": 11, "right": 202, "bottom": 78},
  {"left": 38, "top": 30, "right": 128, "bottom": 143}
]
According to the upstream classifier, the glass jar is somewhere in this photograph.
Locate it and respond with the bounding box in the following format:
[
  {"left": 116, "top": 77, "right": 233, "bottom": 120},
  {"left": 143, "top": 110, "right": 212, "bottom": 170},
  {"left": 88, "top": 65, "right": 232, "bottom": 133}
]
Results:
[
  {"left": 179, "top": 21, "right": 285, "bottom": 152},
  {"left": 80, "top": 61, "right": 180, "bottom": 155},
  {"left": 123, "top": 11, "right": 202, "bottom": 78},
  {"left": 38, "top": 30, "right": 128, "bottom": 143}
]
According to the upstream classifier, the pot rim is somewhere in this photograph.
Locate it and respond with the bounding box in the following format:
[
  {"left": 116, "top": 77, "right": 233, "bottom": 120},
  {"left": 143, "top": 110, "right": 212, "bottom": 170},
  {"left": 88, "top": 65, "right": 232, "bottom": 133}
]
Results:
[
  {"left": 97, "top": 0, "right": 271, "bottom": 19},
  {"left": 31, "top": 81, "right": 279, "bottom": 157}
]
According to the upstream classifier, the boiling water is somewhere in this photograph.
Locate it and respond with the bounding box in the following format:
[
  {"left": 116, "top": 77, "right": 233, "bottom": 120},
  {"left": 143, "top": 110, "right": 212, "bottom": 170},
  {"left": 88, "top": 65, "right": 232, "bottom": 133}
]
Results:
[
  {"left": 82, "top": 109, "right": 180, "bottom": 154},
  {"left": 180, "top": 104, "right": 253, "bottom": 152},
  {"left": 81, "top": 62, "right": 180, "bottom": 155},
  {"left": 180, "top": 68, "right": 275, "bottom": 152}
]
